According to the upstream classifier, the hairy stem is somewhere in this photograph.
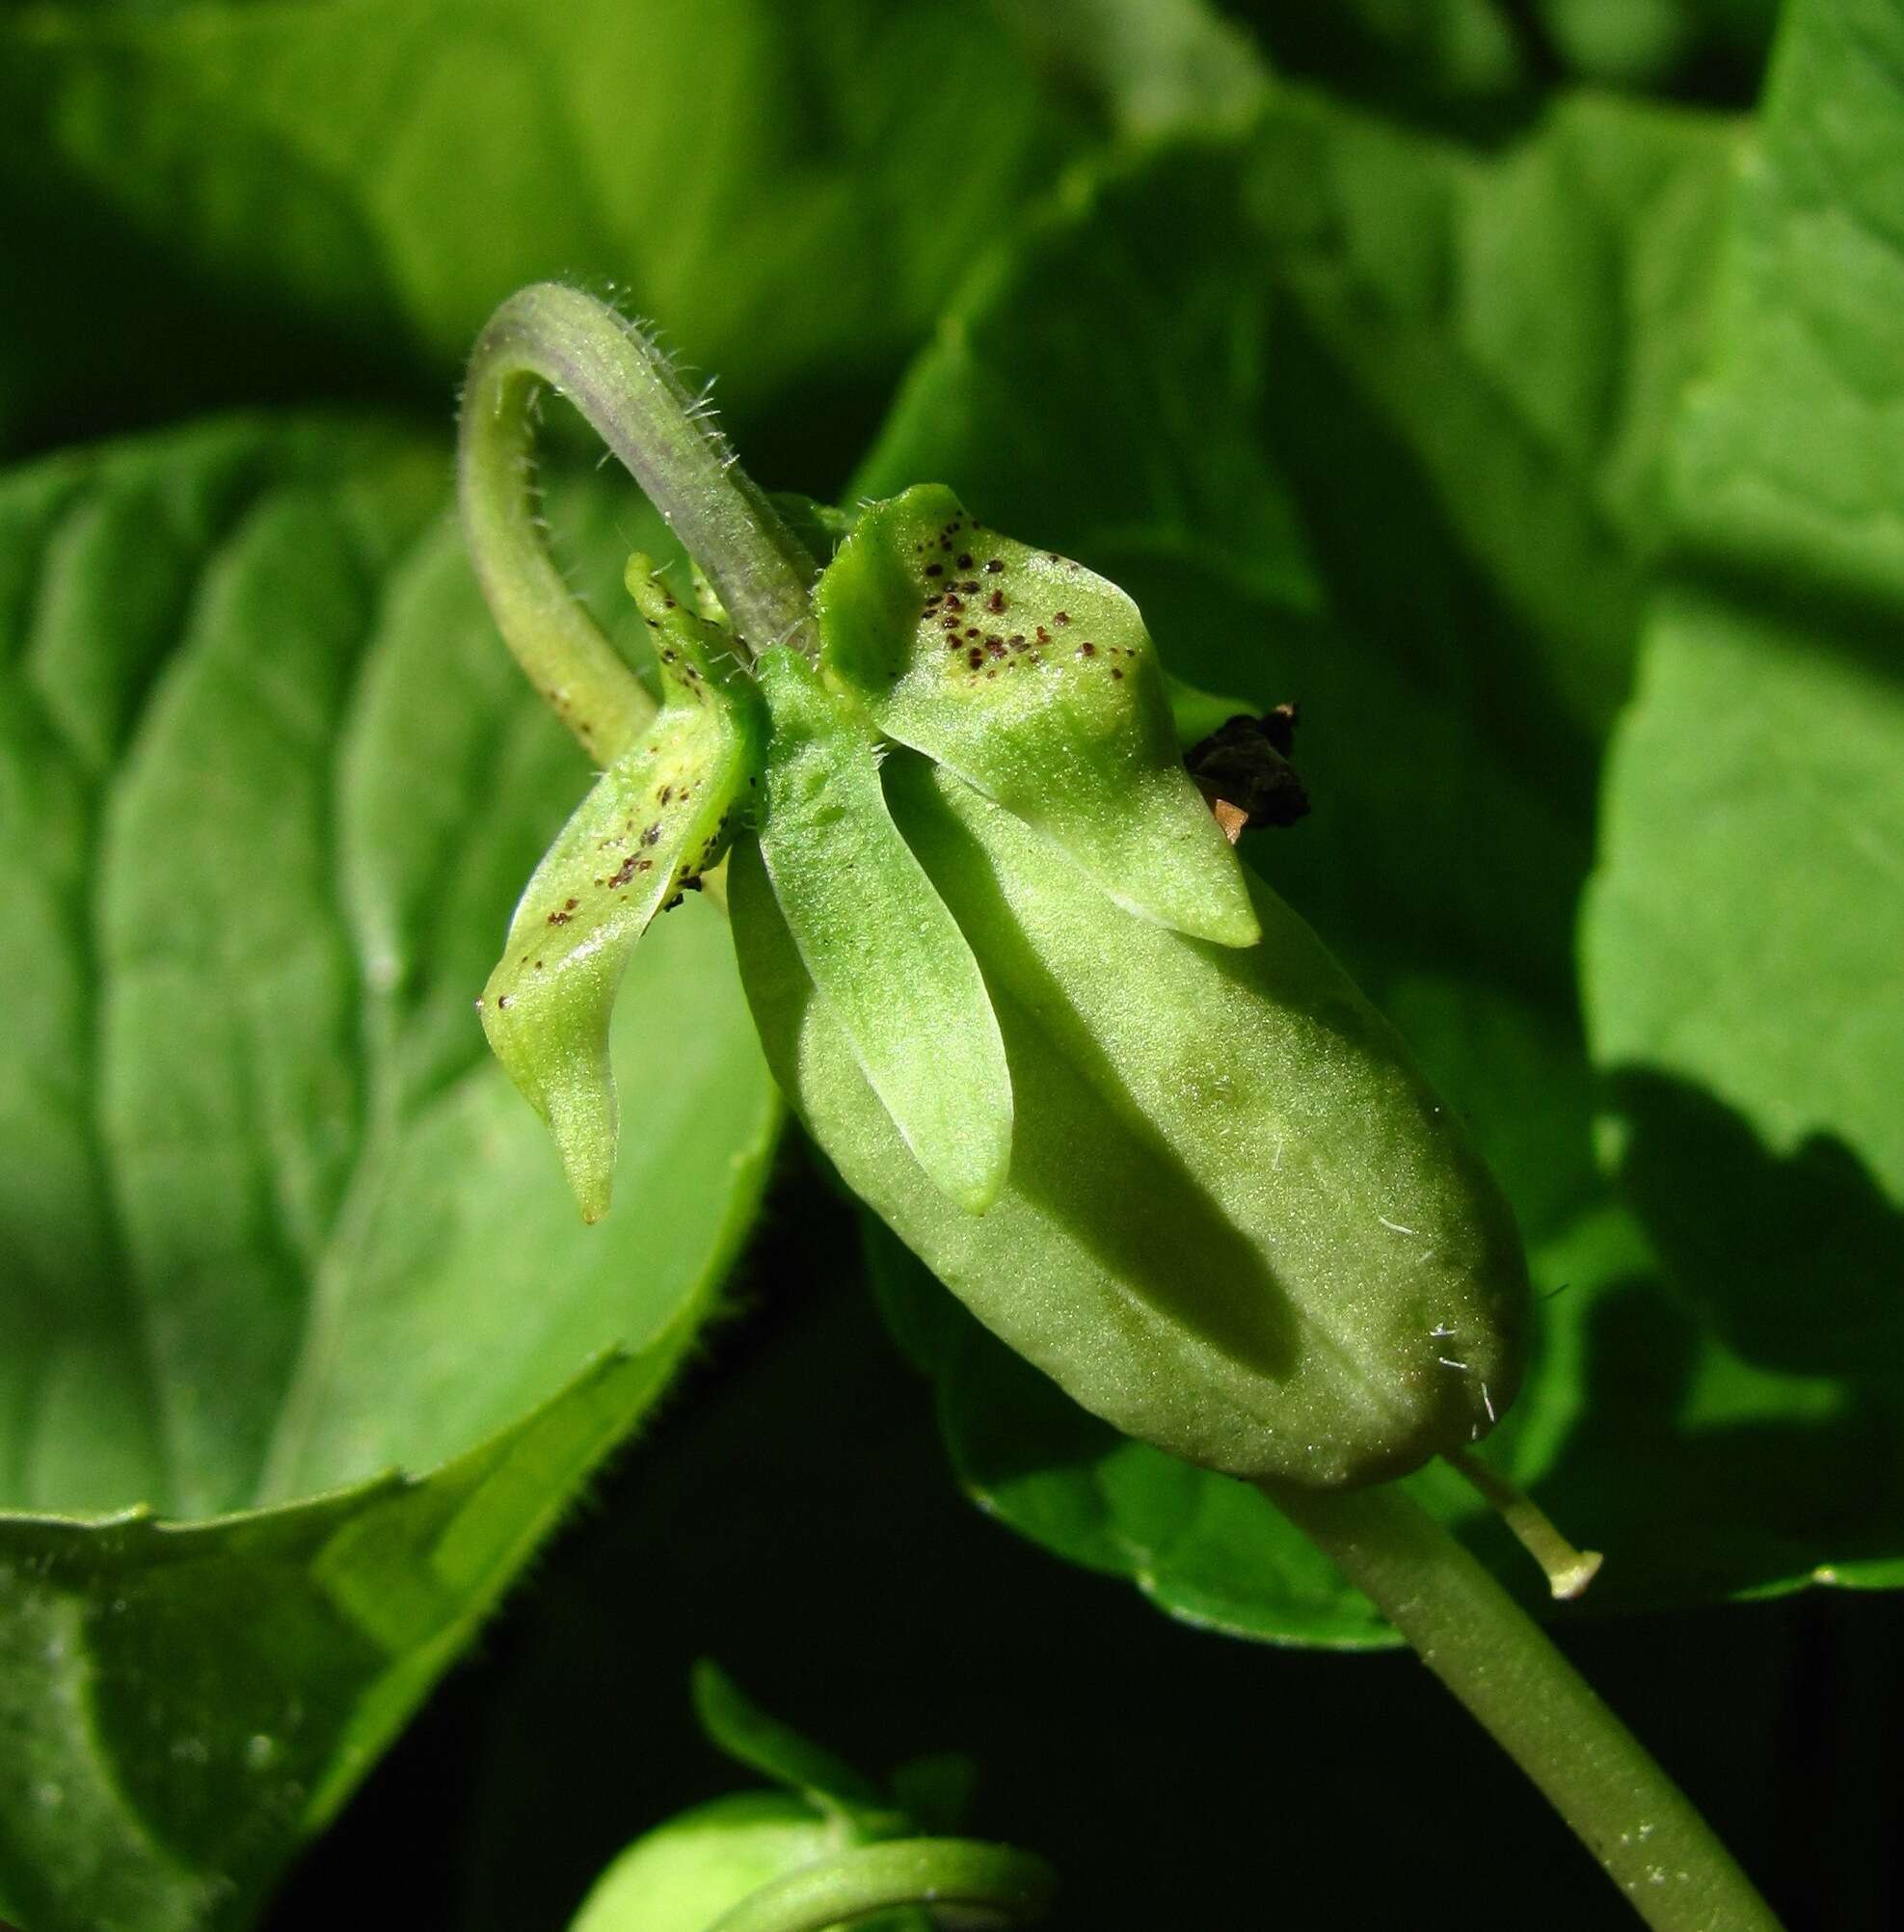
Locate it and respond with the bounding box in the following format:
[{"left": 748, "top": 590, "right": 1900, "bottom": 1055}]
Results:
[
  {"left": 1262, "top": 1480, "right": 1784, "bottom": 1932},
  {"left": 704, "top": 1838, "right": 1057, "bottom": 1932},
  {"left": 458, "top": 282, "right": 818, "bottom": 760}
]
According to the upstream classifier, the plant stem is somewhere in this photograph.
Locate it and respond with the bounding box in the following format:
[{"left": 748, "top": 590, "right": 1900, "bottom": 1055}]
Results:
[
  {"left": 1446, "top": 1447, "right": 1603, "bottom": 1600},
  {"left": 704, "top": 1838, "right": 1057, "bottom": 1932},
  {"left": 458, "top": 282, "right": 818, "bottom": 760},
  {"left": 1262, "top": 1479, "right": 1784, "bottom": 1932}
]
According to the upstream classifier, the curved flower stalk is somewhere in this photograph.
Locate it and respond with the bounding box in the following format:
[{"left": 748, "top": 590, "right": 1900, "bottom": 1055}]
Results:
[{"left": 457, "top": 285, "right": 1781, "bottom": 1932}]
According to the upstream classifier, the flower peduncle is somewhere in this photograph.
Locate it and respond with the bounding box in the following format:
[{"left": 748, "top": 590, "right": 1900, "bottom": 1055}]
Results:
[{"left": 457, "top": 282, "right": 818, "bottom": 761}]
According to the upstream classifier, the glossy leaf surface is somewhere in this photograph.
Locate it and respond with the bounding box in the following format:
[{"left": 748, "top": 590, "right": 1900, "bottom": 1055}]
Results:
[
  {"left": 754, "top": 649, "right": 1011, "bottom": 1216},
  {"left": 818, "top": 486, "right": 1257, "bottom": 947}
]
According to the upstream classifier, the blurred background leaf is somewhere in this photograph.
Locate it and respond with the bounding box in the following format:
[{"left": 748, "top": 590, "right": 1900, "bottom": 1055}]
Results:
[
  {"left": 1584, "top": 0, "right": 1904, "bottom": 1592},
  {"left": 1219, "top": 0, "right": 1777, "bottom": 121},
  {"left": 0, "top": 0, "right": 1247, "bottom": 475},
  {"left": 0, "top": 418, "right": 778, "bottom": 1928}
]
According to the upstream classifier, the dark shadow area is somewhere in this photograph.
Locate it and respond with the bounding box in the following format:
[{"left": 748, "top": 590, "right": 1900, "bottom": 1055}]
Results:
[
  {"left": 997, "top": 989, "right": 1299, "bottom": 1379},
  {"left": 0, "top": 181, "right": 434, "bottom": 464},
  {"left": 1, "top": 166, "right": 899, "bottom": 504},
  {"left": 738, "top": 364, "right": 907, "bottom": 513},
  {"left": 1216, "top": 0, "right": 1773, "bottom": 133},
  {"left": 1540, "top": 1272, "right": 1903, "bottom": 1608},
  {"left": 260, "top": 1148, "right": 1899, "bottom": 1932},
  {"left": 1609, "top": 1067, "right": 1904, "bottom": 1381},
  {"left": 1215, "top": 0, "right": 1556, "bottom": 143},
  {"left": 1671, "top": 545, "right": 1904, "bottom": 697},
  {"left": 1255, "top": 297, "right": 1610, "bottom": 823},
  {"left": 888, "top": 765, "right": 1315, "bottom": 1383}
]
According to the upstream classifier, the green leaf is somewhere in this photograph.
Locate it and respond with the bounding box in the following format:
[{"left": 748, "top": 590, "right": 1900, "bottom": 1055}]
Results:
[
  {"left": 0, "top": 418, "right": 779, "bottom": 1927},
  {"left": 0, "top": 1354, "right": 693, "bottom": 1932},
  {"left": 753, "top": 649, "right": 1011, "bottom": 1217},
  {"left": 0, "top": 0, "right": 1108, "bottom": 457},
  {"left": 816, "top": 485, "right": 1258, "bottom": 948},
  {"left": 1584, "top": 0, "right": 1904, "bottom": 1593},
  {"left": 861, "top": 91, "right": 1733, "bottom": 744},
  {"left": 845, "top": 93, "right": 1857, "bottom": 1638},
  {"left": 482, "top": 561, "right": 764, "bottom": 1222},
  {"left": 993, "top": 0, "right": 1269, "bottom": 138}
]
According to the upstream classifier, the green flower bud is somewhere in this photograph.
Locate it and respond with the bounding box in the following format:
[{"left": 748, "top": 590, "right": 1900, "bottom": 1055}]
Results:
[
  {"left": 731, "top": 744, "right": 1526, "bottom": 1489},
  {"left": 569, "top": 1793, "right": 853, "bottom": 1932},
  {"left": 566, "top": 1664, "right": 1039, "bottom": 1932},
  {"left": 470, "top": 454, "right": 1526, "bottom": 1486}
]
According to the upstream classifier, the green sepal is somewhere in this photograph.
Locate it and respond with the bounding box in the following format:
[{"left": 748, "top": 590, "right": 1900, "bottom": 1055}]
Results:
[
  {"left": 482, "top": 557, "right": 764, "bottom": 1221},
  {"left": 815, "top": 484, "right": 1258, "bottom": 947},
  {"left": 692, "top": 1660, "right": 905, "bottom": 1836},
  {"left": 568, "top": 1666, "right": 930, "bottom": 1932},
  {"left": 753, "top": 647, "right": 1012, "bottom": 1216},
  {"left": 768, "top": 491, "right": 861, "bottom": 569},
  {"left": 732, "top": 753, "right": 1527, "bottom": 1489}
]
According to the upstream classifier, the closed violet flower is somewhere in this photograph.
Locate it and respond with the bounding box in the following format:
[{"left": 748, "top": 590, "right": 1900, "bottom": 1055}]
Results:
[{"left": 457, "top": 282, "right": 1782, "bottom": 1932}]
